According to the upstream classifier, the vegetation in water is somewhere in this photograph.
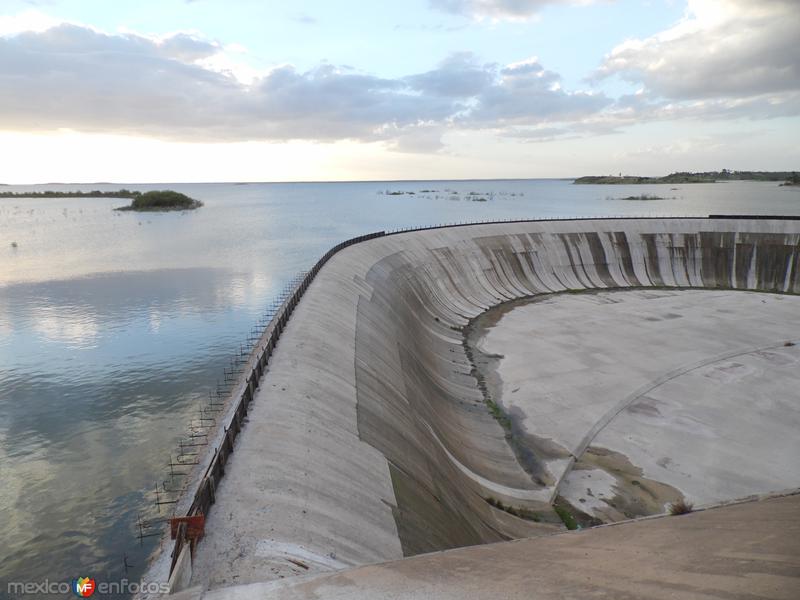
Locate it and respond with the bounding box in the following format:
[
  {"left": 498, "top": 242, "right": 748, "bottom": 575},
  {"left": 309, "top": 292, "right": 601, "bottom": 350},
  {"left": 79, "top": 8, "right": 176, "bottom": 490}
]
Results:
[
  {"left": 115, "top": 190, "right": 203, "bottom": 212},
  {"left": 382, "top": 188, "right": 494, "bottom": 201},
  {"left": 618, "top": 194, "right": 673, "bottom": 201}
]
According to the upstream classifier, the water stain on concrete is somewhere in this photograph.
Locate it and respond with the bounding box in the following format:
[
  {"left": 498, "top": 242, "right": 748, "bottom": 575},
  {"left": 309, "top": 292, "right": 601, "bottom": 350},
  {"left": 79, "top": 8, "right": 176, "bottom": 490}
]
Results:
[
  {"left": 625, "top": 396, "right": 663, "bottom": 418},
  {"left": 568, "top": 446, "right": 685, "bottom": 521},
  {"left": 464, "top": 296, "right": 571, "bottom": 488}
]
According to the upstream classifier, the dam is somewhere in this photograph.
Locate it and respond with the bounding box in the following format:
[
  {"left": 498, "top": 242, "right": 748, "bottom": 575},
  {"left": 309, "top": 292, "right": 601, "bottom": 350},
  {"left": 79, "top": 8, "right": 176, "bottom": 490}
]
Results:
[{"left": 143, "top": 217, "right": 800, "bottom": 598}]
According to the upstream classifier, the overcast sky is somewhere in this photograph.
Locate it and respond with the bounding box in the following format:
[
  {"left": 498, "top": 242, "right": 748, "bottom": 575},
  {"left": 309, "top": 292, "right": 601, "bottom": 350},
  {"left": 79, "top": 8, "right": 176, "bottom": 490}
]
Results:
[{"left": 0, "top": 0, "right": 797, "bottom": 182}]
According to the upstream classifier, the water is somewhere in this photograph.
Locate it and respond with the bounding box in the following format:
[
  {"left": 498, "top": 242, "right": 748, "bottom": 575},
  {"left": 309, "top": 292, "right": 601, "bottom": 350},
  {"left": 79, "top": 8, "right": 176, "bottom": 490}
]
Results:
[{"left": 0, "top": 179, "right": 797, "bottom": 596}]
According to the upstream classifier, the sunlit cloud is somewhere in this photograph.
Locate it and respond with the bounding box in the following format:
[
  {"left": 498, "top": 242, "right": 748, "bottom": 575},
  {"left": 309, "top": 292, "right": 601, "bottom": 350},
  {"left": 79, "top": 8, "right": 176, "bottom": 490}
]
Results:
[
  {"left": 34, "top": 308, "right": 99, "bottom": 349},
  {"left": 593, "top": 0, "right": 800, "bottom": 100},
  {"left": 0, "top": 9, "right": 61, "bottom": 36}
]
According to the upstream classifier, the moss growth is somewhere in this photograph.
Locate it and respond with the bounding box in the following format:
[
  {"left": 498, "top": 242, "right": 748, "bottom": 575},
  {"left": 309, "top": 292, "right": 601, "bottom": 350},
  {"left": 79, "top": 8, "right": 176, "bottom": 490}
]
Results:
[
  {"left": 485, "top": 398, "right": 512, "bottom": 430},
  {"left": 553, "top": 504, "right": 578, "bottom": 530},
  {"left": 485, "top": 497, "right": 542, "bottom": 522}
]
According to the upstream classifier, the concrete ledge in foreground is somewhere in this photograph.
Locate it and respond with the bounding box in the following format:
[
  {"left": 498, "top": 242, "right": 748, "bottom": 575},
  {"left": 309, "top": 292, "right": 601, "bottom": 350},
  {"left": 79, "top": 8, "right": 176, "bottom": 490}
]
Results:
[{"left": 180, "top": 493, "right": 800, "bottom": 600}]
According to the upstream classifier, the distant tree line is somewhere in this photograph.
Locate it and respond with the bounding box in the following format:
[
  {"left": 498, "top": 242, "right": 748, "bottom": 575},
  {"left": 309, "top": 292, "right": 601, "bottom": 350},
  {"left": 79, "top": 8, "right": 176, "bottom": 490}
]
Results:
[
  {"left": 574, "top": 170, "right": 799, "bottom": 185},
  {"left": 0, "top": 189, "right": 142, "bottom": 198}
]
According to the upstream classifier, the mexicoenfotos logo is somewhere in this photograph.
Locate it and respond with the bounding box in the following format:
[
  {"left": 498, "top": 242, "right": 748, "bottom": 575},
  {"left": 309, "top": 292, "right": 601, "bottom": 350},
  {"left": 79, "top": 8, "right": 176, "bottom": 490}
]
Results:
[
  {"left": 6, "top": 577, "right": 169, "bottom": 595},
  {"left": 71, "top": 577, "right": 96, "bottom": 597}
]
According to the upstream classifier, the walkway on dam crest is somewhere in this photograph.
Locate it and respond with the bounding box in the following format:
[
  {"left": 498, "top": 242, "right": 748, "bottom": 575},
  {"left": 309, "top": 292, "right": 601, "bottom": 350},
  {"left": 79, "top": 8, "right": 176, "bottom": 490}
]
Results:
[{"left": 175, "top": 493, "right": 800, "bottom": 600}]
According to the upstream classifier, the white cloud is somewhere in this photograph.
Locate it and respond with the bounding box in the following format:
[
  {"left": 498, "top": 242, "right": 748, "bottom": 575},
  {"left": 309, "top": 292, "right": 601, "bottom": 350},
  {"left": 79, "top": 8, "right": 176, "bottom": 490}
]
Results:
[
  {"left": 405, "top": 52, "right": 495, "bottom": 98},
  {"left": 470, "top": 56, "right": 610, "bottom": 125},
  {"left": 1, "top": 3, "right": 796, "bottom": 154},
  {"left": 0, "top": 9, "right": 62, "bottom": 36},
  {"left": 429, "top": 0, "right": 599, "bottom": 20},
  {"left": 594, "top": 0, "right": 800, "bottom": 100},
  {"left": 0, "top": 23, "right": 609, "bottom": 147}
]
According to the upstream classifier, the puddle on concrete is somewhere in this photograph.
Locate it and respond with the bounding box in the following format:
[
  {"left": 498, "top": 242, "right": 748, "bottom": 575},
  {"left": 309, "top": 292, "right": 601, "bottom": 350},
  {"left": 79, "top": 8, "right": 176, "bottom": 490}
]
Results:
[{"left": 562, "top": 446, "right": 685, "bottom": 522}]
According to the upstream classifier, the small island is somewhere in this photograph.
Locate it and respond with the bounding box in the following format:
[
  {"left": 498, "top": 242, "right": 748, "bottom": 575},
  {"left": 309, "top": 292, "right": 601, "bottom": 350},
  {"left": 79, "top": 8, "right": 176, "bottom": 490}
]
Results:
[
  {"left": 780, "top": 174, "right": 800, "bottom": 187},
  {"left": 0, "top": 188, "right": 202, "bottom": 211},
  {"left": 574, "top": 170, "right": 798, "bottom": 185},
  {"left": 115, "top": 190, "right": 203, "bottom": 212}
]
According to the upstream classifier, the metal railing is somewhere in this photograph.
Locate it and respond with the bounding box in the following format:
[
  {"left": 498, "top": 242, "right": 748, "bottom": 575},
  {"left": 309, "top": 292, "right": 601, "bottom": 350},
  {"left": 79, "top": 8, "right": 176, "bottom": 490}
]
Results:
[{"left": 167, "top": 231, "right": 385, "bottom": 573}]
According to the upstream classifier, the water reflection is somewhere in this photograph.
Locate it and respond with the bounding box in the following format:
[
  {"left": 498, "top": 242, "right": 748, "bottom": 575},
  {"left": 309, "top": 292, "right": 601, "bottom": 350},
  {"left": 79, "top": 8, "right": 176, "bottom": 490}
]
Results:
[{"left": 0, "top": 267, "right": 282, "bottom": 595}]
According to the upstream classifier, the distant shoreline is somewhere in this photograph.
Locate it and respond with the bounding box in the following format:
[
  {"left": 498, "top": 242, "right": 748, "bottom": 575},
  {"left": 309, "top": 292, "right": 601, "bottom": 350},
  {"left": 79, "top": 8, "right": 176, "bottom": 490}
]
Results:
[
  {"left": 0, "top": 189, "right": 141, "bottom": 199},
  {"left": 574, "top": 171, "right": 797, "bottom": 185},
  {"left": 0, "top": 189, "right": 203, "bottom": 211},
  {"left": 1, "top": 173, "right": 797, "bottom": 187}
]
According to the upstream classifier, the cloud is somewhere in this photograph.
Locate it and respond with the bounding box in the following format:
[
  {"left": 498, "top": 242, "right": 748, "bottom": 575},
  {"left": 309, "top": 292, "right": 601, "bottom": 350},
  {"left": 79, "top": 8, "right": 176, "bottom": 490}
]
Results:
[
  {"left": 0, "top": 24, "right": 459, "bottom": 142},
  {"left": 249, "top": 64, "right": 459, "bottom": 140},
  {"left": 0, "top": 23, "right": 609, "bottom": 147},
  {"left": 0, "top": 9, "right": 61, "bottom": 35},
  {"left": 405, "top": 52, "right": 495, "bottom": 97},
  {"left": 470, "top": 57, "right": 611, "bottom": 125},
  {"left": 429, "top": 0, "right": 599, "bottom": 20},
  {"left": 2, "top": 5, "right": 793, "bottom": 153},
  {"left": 291, "top": 13, "right": 317, "bottom": 25},
  {"left": 593, "top": 0, "right": 800, "bottom": 100}
]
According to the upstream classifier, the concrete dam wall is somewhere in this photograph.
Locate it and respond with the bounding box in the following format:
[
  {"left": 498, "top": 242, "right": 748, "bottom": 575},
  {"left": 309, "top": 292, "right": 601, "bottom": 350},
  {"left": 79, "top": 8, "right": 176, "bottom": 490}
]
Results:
[{"left": 187, "top": 218, "right": 800, "bottom": 590}]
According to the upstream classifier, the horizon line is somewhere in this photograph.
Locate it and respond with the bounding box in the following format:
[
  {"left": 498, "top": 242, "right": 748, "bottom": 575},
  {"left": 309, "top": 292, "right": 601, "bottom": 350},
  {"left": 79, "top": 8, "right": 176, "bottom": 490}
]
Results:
[{"left": 1, "top": 177, "right": 580, "bottom": 186}]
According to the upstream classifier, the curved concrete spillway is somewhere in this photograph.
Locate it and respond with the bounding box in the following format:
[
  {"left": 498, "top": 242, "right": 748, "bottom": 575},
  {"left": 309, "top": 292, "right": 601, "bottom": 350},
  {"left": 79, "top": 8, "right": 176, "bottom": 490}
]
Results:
[{"left": 188, "top": 218, "right": 800, "bottom": 590}]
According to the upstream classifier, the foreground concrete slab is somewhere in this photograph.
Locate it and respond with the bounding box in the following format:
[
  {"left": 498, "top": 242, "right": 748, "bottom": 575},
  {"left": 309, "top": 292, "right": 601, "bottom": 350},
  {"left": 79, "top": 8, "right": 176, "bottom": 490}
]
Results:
[{"left": 196, "top": 493, "right": 800, "bottom": 600}]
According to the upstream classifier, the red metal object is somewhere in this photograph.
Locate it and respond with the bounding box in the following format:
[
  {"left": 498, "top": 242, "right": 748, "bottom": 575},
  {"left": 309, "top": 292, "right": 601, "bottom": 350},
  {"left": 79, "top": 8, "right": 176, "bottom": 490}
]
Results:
[{"left": 170, "top": 514, "right": 205, "bottom": 541}]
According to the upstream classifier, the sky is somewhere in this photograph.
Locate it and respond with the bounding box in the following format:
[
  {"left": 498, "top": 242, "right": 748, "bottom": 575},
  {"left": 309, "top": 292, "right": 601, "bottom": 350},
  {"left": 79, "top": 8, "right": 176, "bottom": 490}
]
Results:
[{"left": 0, "top": 0, "right": 797, "bottom": 183}]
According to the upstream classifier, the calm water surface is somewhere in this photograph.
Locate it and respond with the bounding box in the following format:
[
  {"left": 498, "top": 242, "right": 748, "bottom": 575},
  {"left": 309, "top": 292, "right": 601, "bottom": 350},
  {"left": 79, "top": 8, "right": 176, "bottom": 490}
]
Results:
[{"left": 0, "top": 179, "right": 798, "bottom": 597}]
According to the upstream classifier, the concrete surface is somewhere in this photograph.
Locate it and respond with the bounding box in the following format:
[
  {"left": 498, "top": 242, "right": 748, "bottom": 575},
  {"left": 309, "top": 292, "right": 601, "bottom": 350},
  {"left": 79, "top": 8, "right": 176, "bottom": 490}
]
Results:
[
  {"left": 471, "top": 289, "right": 800, "bottom": 520},
  {"left": 178, "top": 218, "right": 800, "bottom": 592},
  {"left": 184, "top": 493, "right": 800, "bottom": 600}
]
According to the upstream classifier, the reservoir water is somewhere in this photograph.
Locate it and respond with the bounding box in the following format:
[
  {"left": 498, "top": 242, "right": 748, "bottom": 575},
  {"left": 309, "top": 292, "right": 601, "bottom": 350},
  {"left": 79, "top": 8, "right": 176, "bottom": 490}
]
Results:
[{"left": 0, "top": 179, "right": 798, "bottom": 597}]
